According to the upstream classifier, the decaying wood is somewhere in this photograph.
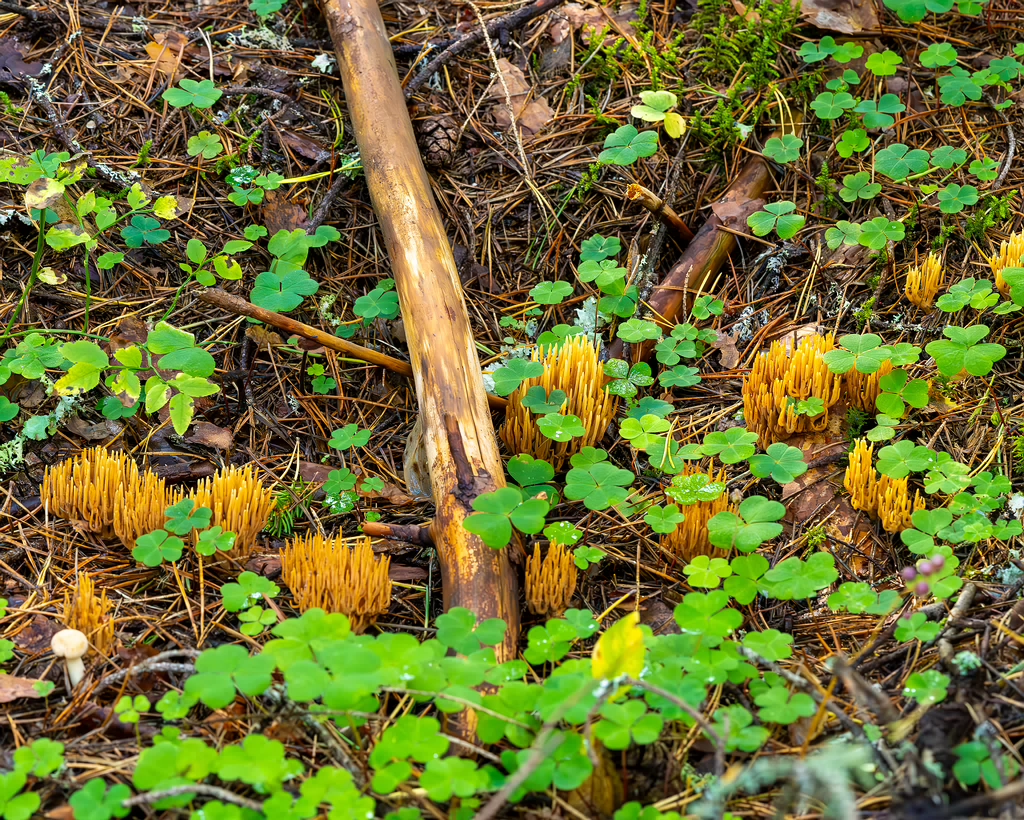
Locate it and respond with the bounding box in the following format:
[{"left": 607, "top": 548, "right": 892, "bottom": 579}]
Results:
[
  {"left": 321, "top": 0, "right": 519, "bottom": 658},
  {"left": 609, "top": 134, "right": 784, "bottom": 362},
  {"left": 196, "top": 288, "right": 509, "bottom": 411},
  {"left": 626, "top": 183, "right": 694, "bottom": 241}
]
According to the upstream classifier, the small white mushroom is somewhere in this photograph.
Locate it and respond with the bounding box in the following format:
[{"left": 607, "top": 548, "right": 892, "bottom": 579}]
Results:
[{"left": 51, "top": 629, "right": 89, "bottom": 688}]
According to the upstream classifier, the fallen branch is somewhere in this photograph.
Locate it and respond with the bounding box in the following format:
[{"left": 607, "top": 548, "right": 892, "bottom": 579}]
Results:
[
  {"left": 608, "top": 131, "right": 788, "bottom": 362},
  {"left": 196, "top": 288, "right": 508, "bottom": 412},
  {"left": 626, "top": 183, "right": 694, "bottom": 241},
  {"left": 320, "top": 0, "right": 519, "bottom": 659},
  {"left": 361, "top": 520, "right": 433, "bottom": 546},
  {"left": 404, "top": 0, "right": 567, "bottom": 97}
]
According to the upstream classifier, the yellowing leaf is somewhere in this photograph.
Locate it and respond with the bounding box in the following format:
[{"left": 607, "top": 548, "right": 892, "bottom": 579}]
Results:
[
  {"left": 24, "top": 177, "right": 65, "bottom": 212},
  {"left": 153, "top": 195, "right": 180, "bottom": 220},
  {"left": 664, "top": 112, "right": 686, "bottom": 139},
  {"left": 45, "top": 224, "right": 90, "bottom": 251},
  {"left": 37, "top": 267, "right": 66, "bottom": 285},
  {"left": 592, "top": 611, "right": 645, "bottom": 681}
]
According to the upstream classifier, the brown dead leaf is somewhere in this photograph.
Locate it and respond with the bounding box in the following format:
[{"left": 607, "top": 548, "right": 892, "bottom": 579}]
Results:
[
  {"left": 774, "top": 323, "right": 826, "bottom": 352},
  {"left": 65, "top": 416, "right": 122, "bottom": 441},
  {"left": 185, "top": 421, "right": 233, "bottom": 451},
  {"left": 14, "top": 614, "right": 59, "bottom": 654},
  {"left": 262, "top": 190, "right": 308, "bottom": 235},
  {"left": 0, "top": 38, "right": 43, "bottom": 78},
  {"left": 567, "top": 741, "right": 623, "bottom": 818},
  {"left": 730, "top": 0, "right": 759, "bottom": 22},
  {"left": 44, "top": 805, "right": 76, "bottom": 820},
  {"left": 109, "top": 317, "right": 149, "bottom": 351},
  {"left": 549, "top": 16, "right": 571, "bottom": 44},
  {"left": 299, "top": 461, "right": 333, "bottom": 484},
  {"left": 518, "top": 98, "right": 555, "bottom": 137},
  {"left": 144, "top": 31, "right": 190, "bottom": 78},
  {"left": 276, "top": 130, "right": 331, "bottom": 163},
  {"left": 246, "top": 555, "right": 282, "bottom": 578},
  {"left": 490, "top": 58, "right": 530, "bottom": 100},
  {"left": 357, "top": 476, "right": 415, "bottom": 506},
  {"left": 711, "top": 331, "right": 740, "bottom": 369},
  {"left": 245, "top": 326, "right": 284, "bottom": 350},
  {"left": 488, "top": 59, "right": 554, "bottom": 138},
  {"left": 563, "top": 3, "right": 638, "bottom": 45},
  {"left": 800, "top": 0, "right": 879, "bottom": 34},
  {"left": 0, "top": 675, "right": 48, "bottom": 703},
  {"left": 389, "top": 564, "right": 429, "bottom": 582}
]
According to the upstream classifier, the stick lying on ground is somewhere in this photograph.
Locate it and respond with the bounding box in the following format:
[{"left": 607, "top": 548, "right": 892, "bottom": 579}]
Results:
[
  {"left": 196, "top": 288, "right": 510, "bottom": 412},
  {"left": 609, "top": 132, "right": 789, "bottom": 362},
  {"left": 626, "top": 183, "right": 694, "bottom": 241},
  {"left": 320, "top": 0, "right": 520, "bottom": 659}
]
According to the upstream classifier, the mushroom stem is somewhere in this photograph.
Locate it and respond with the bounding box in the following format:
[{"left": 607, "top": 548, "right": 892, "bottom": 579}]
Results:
[{"left": 65, "top": 656, "right": 85, "bottom": 687}]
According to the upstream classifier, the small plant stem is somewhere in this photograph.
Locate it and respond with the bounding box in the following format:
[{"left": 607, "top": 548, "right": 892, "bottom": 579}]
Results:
[
  {"left": 474, "top": 684, "right": 609, "bottom": 820},
  {"left": 122, "top": 784, "right": 264, "bottom": 812},
  {"left": 1, "top": 218, "right": 47, "bottom": 345}
]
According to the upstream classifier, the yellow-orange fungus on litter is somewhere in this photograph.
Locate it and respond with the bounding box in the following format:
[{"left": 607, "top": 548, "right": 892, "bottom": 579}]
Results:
[
  {"left": 742, "top": 333, "right": 842, "bottom": 444},
  {"left": 192, "top": 465, "right": 275, "bottom": 560},
  {"left": 281, "top": 533, "right": 391, "bottom": 633},
  {"left": 845, "top": 360, "right": 894, "bottom": 413},
  {"left": 662, "top": 465, "right": 734, "bottom": 562},
  {"left": 115, "top": 470, "right": 173, "bottom": 552},
  {"left": 64, "top": 572, "right": 114, "bottom": 656},
  {"left": 989, "top": 230, "right": 1024, "bottom": 298},
  {"left": 500, "top": 335, "right": 618, "bottom": 470},
  {"left": 42, "top": 447, "right": 139, "bottom": 540},
  {"left": 844, "top": 439, "right": 923, "bottom": 534},
  {"left": 525, "top": 542, "right": 577, "bottom": 617},
  {"left": 904, "top": 253, "right": 944, "bottom": 310}
]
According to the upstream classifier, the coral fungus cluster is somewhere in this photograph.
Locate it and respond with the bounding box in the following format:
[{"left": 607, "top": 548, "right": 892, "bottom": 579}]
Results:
[
  {"left": 742, "top": 333, "right": 843, "bottom": 443},
  {"left": 193, "top": 466, "right": 275, "bottom": 560},
  {"left": 64, "top": 572, "right": 115, "bottom": 656},
  {"left": 904, "top": 253, "right": 944, "bottom": 310},
  {"left": 525, "top": 543, "right": 577, "bottom": 617},
  {"left": 661, "top": 465, "right": 735, "bottom": 561},
  {"left": 43, "top": 448, "right": 274, "bottom": 560},
  {"left": 42, "top": 448, "right": 139, "bottom": 540},
  {"left": 989, "top": 230, "right": 1024, "bottom": 298},
  {"left": 500, "top": 336, "right": 618, "bottom": 470},
  {"left": 281, "top": 534, "right": 391, "bottom": 632},
  {"left": 844, "top": 440, "right": 924, "bottom": 533},
  {"left": 844, "top": 360, "right": 894, "bottom": 413}
]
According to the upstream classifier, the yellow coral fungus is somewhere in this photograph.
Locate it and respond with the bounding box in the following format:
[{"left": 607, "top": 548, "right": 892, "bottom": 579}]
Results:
[
  {"left": 742, "top": 333, "right": 843, "bottom": 444},
  {"left": 904, "top": 254, "right": 944, "bottom": 309},
  {"left": 42, "top": 448, "right": 139, "bottom": 539},
  {"left": 877, "top": 475, "right": 925, "bottom": 534},
  {"left": 844, "top": 439, "right": 877, "bottom": 514},
  {"left": 525, "top": 543, "right": 578, "bottom": 617},
  {"left": 662, "top": 465, "right": 735, "bottom": 562},
  {"left": 64, "top": 573, "right": 115, "bottom": 656},
  {"left": 844, "top": 360, "right": 893, "bottom": 413},
  {"left": 989, "top": 230, "right": 1024, "bottom": 297},
  {"left": 114, "top": 470, "right": 174, "bottom": 551},
  {"left": 500, "top": 335, "right": 619, "bottom": 470},
  {"left": 281, "top": 534, "right": 391, "bottom": 632},
  {"left": 844, "top": 439, "right": 921, "bottom": 533},
  {"left": 192, "top": 466, "right": 275, "bottom": 559}
]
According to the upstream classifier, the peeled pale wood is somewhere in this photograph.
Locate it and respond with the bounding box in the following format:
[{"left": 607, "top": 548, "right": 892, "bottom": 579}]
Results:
[{"left": 321, "top": 0, "right": 518, "bottom": 658}]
